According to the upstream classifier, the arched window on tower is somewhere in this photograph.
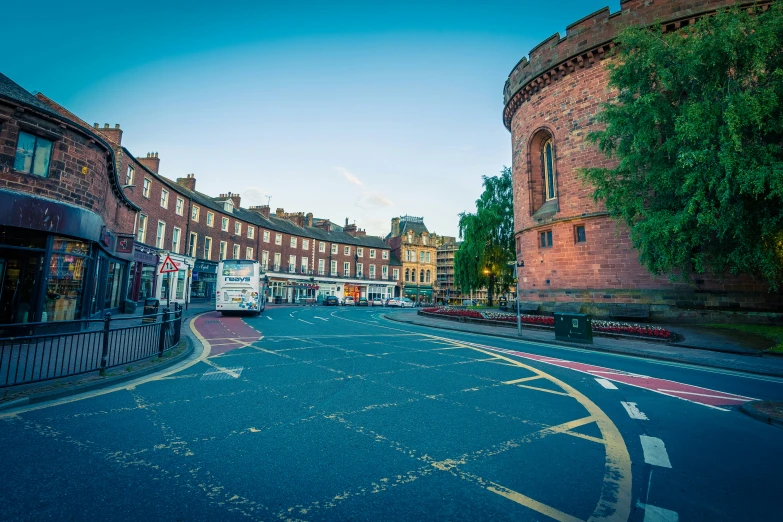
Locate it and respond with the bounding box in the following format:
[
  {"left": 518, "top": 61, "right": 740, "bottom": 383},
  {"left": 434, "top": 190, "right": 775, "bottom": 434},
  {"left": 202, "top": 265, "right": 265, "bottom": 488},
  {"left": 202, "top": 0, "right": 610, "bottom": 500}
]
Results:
[
  {"left": 543, "top": 138, "right": 556, "bottom": 201},
  {"left": 529, "top": 129, "right": 558, "bottom": 215}
]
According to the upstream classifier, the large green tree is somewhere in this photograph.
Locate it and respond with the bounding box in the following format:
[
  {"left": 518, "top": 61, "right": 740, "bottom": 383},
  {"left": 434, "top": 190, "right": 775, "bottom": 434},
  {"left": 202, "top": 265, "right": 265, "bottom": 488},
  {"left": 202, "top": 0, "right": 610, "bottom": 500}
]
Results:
[
  {"left": 454, "top": 166, "right": 515, "bottom": 306},
  {"left": 582, "top": 4, "right": 783, "bottom": 289}
]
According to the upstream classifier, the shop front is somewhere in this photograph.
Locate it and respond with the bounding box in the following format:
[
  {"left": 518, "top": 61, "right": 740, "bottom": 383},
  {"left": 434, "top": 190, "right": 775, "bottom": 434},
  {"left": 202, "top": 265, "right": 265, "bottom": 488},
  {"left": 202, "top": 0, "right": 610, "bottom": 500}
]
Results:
[
  {"left": 154, "top": 252, "right": 194, "bottom": 307},
  {"left": 367, "top": 284, "right": 394, "bottom": 302},
  {"left": 191, "top": 259, "right": 217, "bottom": 300},
  {"left": 343, "top": 284, "right": 365, "bottom": 301},
  {"left": 403, "top": 284, "right": 433, "bottom": 304},
  {"left": 127, "top": 243, "right": 159, "bottom": 302},
  {"left": 287, "top": 282, "right": 319, "bottom": 303}
]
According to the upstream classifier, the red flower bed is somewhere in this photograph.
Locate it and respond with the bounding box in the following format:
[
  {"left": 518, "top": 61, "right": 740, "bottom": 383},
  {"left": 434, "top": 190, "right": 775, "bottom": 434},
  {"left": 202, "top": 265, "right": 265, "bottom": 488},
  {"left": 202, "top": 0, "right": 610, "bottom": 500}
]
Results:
[{"left": 421, "top": 307, "right": 672, "bottom": 340}]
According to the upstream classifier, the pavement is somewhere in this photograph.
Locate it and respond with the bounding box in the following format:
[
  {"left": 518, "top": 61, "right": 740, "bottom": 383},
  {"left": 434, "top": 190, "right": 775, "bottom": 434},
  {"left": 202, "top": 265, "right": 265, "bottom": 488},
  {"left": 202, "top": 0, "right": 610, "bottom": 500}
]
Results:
[{"left": 1, "top": 306, "right": 782, "bottom": 521}]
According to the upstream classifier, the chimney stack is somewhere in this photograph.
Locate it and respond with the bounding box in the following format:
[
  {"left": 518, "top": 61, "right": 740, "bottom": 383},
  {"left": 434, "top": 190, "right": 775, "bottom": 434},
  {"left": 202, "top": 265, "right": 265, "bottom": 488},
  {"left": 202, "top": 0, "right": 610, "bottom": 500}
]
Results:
[
  {"left": 249, "top": 205, "right": 271, "bottom": 219},
  {"left": 95, "top": 122, "right": 123, "bottom": 145},
  {"left": 228, "top": 191, "right": 241, "bottom": 209},
  {"left": 275, "top": 208, "right": 285, "bottom": 217},
  {"left": 176, "top": 173, "right": 196, "bottom": 191},
  {"left": 138, "top": 152, "right": 160, "bottom": 174},
  {"left": 391, "top": 217, "right": 401, "bottom": 237},
  {"left": 315, "top": 219, "right": 332, "bottom": 233},
  {"left": 305, "top": 212, "right": 313, "bottom": 227}
]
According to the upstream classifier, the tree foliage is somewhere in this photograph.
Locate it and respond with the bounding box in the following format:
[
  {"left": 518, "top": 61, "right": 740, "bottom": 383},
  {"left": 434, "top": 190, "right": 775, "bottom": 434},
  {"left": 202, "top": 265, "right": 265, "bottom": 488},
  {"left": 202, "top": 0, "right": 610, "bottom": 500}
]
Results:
[
  {"left": 454, "top": 167, "right": 515, "bottom": 298},
  {"left": 582, "top": 4, "right": 783, "bottom": 289}
]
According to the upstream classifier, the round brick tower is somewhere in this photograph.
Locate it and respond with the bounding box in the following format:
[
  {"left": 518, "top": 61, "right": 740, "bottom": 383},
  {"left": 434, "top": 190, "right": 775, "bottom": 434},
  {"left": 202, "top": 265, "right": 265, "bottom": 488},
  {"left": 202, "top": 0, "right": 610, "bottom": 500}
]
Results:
[{"left": 503, "top": 0, "right": 781, "bottom": 321}]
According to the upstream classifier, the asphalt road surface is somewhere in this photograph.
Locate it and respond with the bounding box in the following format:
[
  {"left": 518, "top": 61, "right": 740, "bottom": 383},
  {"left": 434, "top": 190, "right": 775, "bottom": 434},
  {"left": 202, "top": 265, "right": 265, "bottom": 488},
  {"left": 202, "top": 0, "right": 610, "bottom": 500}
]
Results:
[{"left": 1, "top": 306, "right": 782, "bottom": 521}]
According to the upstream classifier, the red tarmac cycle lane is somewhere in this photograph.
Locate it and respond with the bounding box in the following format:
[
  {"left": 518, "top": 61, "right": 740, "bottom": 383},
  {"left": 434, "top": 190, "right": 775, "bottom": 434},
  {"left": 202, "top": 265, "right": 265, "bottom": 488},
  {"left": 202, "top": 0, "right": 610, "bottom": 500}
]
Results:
[{"left": 193, "top": 312, "right": 263, "bottom": 356}]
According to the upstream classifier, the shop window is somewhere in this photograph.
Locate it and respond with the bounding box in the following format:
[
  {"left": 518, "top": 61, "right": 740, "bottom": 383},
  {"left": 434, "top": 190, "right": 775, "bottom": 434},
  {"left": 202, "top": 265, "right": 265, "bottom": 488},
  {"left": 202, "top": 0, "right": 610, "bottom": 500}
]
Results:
[
  {"left": 160, "top": 189, "right": 169, "bottom": 209},
  {"left": 45, "top": 238, "right": 90, "bottom": 321},
  {"left": 540, "top": 230, "right": 553, "bottom": 248},
  {"left": 104, "top": 261, "right": 124, "bottom": 310},
  {"left": 14, "top": 131, "right": 53, "bottom": 177},
  {"left": 575, "top": 225, "right": 586, "bottom": 243},
  {"left": 143, "top": 178, "right": 151, "bottom": 198}
]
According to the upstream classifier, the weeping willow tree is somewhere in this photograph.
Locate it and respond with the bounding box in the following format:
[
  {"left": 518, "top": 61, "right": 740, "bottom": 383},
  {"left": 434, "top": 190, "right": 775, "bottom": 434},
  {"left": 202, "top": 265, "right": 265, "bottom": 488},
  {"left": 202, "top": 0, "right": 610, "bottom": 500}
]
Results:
[
  {"left": 582, "top": 3, "right": 783, "bottom": 289},
  {"left": 454, "top": 167, "right": 515, "bottom": 306}
]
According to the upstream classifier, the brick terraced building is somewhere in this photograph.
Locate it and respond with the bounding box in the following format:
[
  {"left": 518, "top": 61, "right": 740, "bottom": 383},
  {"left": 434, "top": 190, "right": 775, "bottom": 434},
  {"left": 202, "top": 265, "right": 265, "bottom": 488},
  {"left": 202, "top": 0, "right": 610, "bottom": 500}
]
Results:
[{"left": 503, "top": 0, "right": 781, "bottom": 320}]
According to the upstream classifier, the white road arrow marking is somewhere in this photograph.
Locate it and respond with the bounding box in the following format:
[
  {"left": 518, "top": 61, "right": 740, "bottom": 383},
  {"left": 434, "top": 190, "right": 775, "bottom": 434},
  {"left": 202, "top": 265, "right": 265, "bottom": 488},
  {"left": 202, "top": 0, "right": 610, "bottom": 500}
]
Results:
[
  {"left": 640, "top": 436, "right": 671, "bottom": 468},
  {"left": 621, "top": 401, "right": 648, "bottom": 420}
]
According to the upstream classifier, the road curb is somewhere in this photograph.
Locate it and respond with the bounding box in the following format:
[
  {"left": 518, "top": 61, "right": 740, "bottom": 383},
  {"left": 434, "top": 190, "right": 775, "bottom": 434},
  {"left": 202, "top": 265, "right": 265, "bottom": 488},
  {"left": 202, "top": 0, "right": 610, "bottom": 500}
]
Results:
[
  {"left": 0, "top": 333, "right": 195, "bottom": 412},
  {"left": 740, "top": 401, "right": 783, "bottom": 429},
  {"left": 382, "top": 314, "right": 783, "bottom": 379}
]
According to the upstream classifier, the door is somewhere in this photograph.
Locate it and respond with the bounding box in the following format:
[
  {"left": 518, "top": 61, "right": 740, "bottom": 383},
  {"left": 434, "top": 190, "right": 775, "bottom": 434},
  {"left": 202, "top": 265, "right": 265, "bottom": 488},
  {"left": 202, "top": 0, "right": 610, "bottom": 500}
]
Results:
[{"left": 0, "top": 252, "right": 42, "bottom": 324}]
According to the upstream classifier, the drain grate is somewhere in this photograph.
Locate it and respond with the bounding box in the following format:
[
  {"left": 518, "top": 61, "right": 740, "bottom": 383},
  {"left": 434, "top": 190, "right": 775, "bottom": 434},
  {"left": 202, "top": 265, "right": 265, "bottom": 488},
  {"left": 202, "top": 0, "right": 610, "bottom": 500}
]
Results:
[{"left": 200, "top": 366, "right": 244, "bottom": 381}]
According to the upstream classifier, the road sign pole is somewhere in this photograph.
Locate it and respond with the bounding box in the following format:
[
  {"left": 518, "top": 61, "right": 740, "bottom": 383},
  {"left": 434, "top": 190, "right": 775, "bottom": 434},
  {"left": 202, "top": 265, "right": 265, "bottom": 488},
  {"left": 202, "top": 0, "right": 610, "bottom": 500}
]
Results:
[{"left": 168, "top": 272, "right": 172, "bottom": 308}]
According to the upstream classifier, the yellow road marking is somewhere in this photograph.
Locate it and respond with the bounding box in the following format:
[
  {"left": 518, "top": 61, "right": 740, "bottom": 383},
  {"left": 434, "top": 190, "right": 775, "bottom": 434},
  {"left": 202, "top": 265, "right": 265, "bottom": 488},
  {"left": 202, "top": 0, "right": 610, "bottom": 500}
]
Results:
[
  {"left": 503, "top": 376, "right": 544, "bottom": 385},
  {"left": 516, "top": 384, "right": 572, "bottom": 397},
  {"left": 488, "top": 484, "right": 583, "bottom": 522}
]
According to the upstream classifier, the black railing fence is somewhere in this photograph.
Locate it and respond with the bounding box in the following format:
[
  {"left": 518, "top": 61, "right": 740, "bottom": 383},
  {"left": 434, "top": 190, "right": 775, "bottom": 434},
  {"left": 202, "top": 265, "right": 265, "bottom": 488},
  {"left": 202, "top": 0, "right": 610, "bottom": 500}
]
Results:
[{"left": 0, "top": 307, "right": 183, "bottom": 388}]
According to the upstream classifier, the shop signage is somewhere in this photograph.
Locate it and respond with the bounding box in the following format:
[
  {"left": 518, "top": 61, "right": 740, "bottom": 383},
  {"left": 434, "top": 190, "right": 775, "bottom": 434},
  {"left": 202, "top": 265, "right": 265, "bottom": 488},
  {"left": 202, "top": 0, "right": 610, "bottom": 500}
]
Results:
[
  {"left": 133, "top": 244, "right": 158, "bottom": 265},
  {"left": 160, "top": 255, "right": 180, "bottom": 274},
  {"left": 117, "top": 236, "right": 133, "bottom": 253},
  {"left": 100, "top": 226, "right": 113, "bottom": 247},
  {"left": 194, "top": 260, "right": 217, "bottom": 274}
]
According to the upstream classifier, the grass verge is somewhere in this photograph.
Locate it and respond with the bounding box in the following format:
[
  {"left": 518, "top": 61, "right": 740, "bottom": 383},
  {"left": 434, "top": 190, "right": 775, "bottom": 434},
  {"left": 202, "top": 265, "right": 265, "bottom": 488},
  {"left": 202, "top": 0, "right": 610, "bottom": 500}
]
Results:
[{"left": 707, "top": 324, "right": 783, "bottom": 353}]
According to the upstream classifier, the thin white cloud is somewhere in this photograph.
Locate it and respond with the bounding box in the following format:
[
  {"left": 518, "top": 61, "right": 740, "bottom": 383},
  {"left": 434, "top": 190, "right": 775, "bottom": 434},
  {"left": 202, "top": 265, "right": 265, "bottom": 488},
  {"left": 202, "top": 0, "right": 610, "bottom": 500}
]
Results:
[
  {"left": 363, "top": 192, "right": 393, "bottom": 208},
  {"left": 335, "top": 166, "right": 364, "bottom": 187},
  {"left": 240, "top": 186, "right": 269, "bottom": 207}
]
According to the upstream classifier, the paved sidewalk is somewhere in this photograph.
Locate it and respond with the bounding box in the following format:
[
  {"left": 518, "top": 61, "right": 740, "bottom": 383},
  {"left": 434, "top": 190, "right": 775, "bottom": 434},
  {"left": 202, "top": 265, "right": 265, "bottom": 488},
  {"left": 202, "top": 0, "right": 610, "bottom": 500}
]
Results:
[{"left": 384, "top": 311, "right": 783, "bottom": 378}]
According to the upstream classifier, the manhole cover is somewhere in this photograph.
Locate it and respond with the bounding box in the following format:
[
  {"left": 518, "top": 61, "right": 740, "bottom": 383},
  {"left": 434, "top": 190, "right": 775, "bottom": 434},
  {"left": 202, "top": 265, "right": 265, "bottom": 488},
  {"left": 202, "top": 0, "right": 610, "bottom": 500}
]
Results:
[
  {"left": 204, "top": 320, "right": 220, "bottom": 324},
  {"left": 200, "top": 367, "right": 244, "bottom": 381}
]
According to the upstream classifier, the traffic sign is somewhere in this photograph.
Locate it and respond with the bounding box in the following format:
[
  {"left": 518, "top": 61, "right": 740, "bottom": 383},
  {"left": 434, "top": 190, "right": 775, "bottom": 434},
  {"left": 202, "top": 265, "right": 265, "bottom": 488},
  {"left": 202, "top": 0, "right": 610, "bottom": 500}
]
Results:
[{"left": 160, "top": 255, "right": 179, "bottom": 274}]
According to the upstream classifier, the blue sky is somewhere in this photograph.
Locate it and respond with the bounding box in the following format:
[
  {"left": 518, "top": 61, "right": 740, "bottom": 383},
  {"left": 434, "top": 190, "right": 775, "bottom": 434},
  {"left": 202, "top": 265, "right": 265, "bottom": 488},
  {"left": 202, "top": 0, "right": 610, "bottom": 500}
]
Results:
[{"left": 4, "top": 0, "right": 619, "bottom": 237}]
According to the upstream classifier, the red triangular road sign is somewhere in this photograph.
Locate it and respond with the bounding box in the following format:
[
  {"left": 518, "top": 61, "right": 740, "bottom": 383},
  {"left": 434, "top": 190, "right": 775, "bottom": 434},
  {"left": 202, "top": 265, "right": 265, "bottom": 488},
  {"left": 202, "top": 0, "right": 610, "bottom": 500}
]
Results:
[{"left": 159, "top": 255, "right": 179, "bottom": 274}]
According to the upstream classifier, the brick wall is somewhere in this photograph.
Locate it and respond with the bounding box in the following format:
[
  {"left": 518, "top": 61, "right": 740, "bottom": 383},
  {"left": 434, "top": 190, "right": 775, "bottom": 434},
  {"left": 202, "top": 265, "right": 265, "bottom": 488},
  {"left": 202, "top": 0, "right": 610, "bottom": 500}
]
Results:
[{"left": 0, "top": 101, "right": 135, "bottom": 237}]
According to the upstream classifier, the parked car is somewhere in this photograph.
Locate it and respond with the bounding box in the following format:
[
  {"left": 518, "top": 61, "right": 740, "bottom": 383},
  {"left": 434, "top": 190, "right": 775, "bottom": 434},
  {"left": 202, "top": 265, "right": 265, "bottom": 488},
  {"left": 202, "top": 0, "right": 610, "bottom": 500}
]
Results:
[
  {"left": 400, "top": 298, "right": 414, "bottom": 308},
  {"left": 386, "top": 298, "right": 401, "bottom": 307},
  {"left": 343, "top": 296, "right": 355, "bottom": 306},
  {"left": 371, "top": 298, "right": 384, "bottom": 306},
  {"left": 357, "top": 297, "right": 369, "bottom": 306},
  {"left": 323, "top": 296, "right": 339, "bottom": 306}
]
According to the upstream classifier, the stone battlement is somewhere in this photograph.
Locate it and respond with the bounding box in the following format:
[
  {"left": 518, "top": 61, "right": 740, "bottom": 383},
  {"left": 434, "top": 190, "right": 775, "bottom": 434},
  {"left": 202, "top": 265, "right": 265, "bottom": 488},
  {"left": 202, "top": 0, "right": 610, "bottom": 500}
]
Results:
[{"left": 502, "top": 0, "right": 770, "bottom": 129}]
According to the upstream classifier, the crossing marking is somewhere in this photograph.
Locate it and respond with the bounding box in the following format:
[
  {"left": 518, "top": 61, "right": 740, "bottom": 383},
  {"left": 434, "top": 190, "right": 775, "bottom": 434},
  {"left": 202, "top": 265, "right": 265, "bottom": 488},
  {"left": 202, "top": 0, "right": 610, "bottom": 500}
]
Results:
[
  {"left": 314, "top": 317, "right": 329, "bottom": 321},
  {"left": 266, "top": 316, "right": 273, "bottom": 320},
  {"left": 298, "top": 319, "right": 314, "bottom": 325},
  {"left": 595, "top": 378, "right": 618, "bottom": 390},
  {"left": 621, "top": 402, "right": 648, "bottom": 420},
  {"left": 640, "top": 436, "right": 672, "bottom": 468}
]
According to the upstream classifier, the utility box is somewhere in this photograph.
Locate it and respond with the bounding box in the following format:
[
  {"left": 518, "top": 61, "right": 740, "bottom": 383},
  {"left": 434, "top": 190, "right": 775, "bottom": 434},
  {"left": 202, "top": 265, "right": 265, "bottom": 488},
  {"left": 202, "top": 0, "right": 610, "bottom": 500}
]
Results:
[
  {"left": 142, "top": 298, "right": 159, "bottom": 324},
  {"left": 554, "top": 312, "right": 593, "bottom": 344}
]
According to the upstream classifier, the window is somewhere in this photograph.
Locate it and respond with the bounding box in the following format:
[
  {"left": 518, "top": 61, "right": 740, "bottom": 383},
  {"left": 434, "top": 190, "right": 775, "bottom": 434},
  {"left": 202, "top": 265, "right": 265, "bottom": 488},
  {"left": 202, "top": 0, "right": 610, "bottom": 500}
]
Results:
[
  {"left": 382, "top": 251, "right": 388, "bottom": 260},
  {"left": 206, "top": 212, "right": 214, "bottom": 227},
  {"left": 426, "top": 252, "right": 431, "bottom": 263},
  {"left": 189, "top": 232, "right": 197, "bottom": 257},
  {"left": 275, "top": 233, "right": 282, "bottom": 245},
  {"left": 575, "top": 225, "right": 586, "bottom": 243},
  {"left": 370, "top": 249, "right": 376, "bottom": 259},
  {"left": 223, "top": 200, "right": 234, "bottom": 213},
  {"left": 174, "top": 197, "right": 183, "bottom": 216},
  {"left": 420, "top": 270, "right": 425, "bottom": 283},
  {"left": 419, "top": 251, "right": 425, "bottom": 262},
  {"left": 289, "top": 255, "right": 296, "bottom": 273},
  {"left": 143, "top": 178, "right": 151, "bottom": 198},
  {"left": 204, "top": 237, "right": 212, "bottom": 260},
  {"left": 248, "top": 226, "right": 255, "bottom": 239},
  {"left": 405, "top": 269, "right": 410, "bottom": 282},
  {"left": 290, "top": 237, "right": 297, "bottom": 248},
  {"left": 233, "top": 244, "right": 240, "bottom": 259},
  {"left": 222, "top": 217, "right": 229, "bottom": 232},
  {"left": 544, "top": 139, "right": 557, "bottom": 200},
  {"left": 369, "top": 265, "right": 375, "bottom": 278},
  {"left": 126, "top": 165, "right": 134, "bottom": 186},
  {"left": 422, "top": 235, "right": 427, "bottom": 245},
  {"left": 344, "top": 246, "right": 350, "bottom": 256},
  {"left": 407, "top": 232, "right": 413, "bottom": 243},
  {"left": 393, "top": 268, "right": 399, "bottom": 281},
  {"left": 160, "top": 189, "right": 169, "bottom": 209},
  {"left": 331, "top": 244, "right": 338, "bottom": 254},
  {"left": 172, "top": 227, "right": 181, "bottom": 253},
  {"left": 319, "top": 242, "right": 326, "bottom": 253},
  {"left": 357, "top": 263, "right": 363, "bottom": 276},
  {"left": 14, "top": 131, "right": 53, "bottom": 177},
  {"left": 274, "top": 252, "right": 281, "bottom": 270},
  {"left": 156, "top": 221, "right": 166, "bottom": 249},
  {"left": 261, "top": 251, "right": 269, "bottom": 270},
  {"left": 382, "top": 265, "right": 388, "bottom": 279},
  {"left": 235, "top": 222, "right": 242, "bottom": 235},
  {"left": 219, "top": 241, "right": 227, "bottom": 261},
  {"left": 192, "top": 206, "right": 200, "bottom": 222},
  {"left": 540, "top": 230, "right": 553, "bottom": 248},
  {"left": 426, "top": 270, "right": 431, "bottom": 283},
  {"left": 301, "top": 257, "right": 308, "bottom": 273},
  {"left": 318, "top": 259, "right": 325, "bottom": 275},
  {"left": 343, "top": 262, "right": 350, "bottom": 276},
  {"left": 246, "top": 247, "right": 254, "bottom": 259},
  {"left": 516, "top": 237, "right": 521, "bottom": 253},
  {"left": 302, "top": 239, "right": 309, "bottom": 250},
  {"left": 357, "top": 248, "right": 364, "bottom": 258},
  {"left": 405, "top": 250, "right": 411, "bottom": 262},
  {"left": 137, "top": 214, "right": 148, "bottom": 243},
  {"left": 263, "top": 230, "right": 270, "bottom": 243},
  {"left": 331, "top": 260, "right": 337, "bottom": 275}
]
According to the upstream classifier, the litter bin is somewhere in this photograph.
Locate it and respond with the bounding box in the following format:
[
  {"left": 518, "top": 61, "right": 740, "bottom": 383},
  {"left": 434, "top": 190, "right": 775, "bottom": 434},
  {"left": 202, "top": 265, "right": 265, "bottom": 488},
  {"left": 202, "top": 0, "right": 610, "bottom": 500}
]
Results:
[
  {"left": 554, "top": 312, "right": 593, "bottom": 344},
  {"left": 143, "top": 298, "right": 160, "bottom": 323},
  {"left": 274, "top": 296, "right": 282, "bottom": 305}
]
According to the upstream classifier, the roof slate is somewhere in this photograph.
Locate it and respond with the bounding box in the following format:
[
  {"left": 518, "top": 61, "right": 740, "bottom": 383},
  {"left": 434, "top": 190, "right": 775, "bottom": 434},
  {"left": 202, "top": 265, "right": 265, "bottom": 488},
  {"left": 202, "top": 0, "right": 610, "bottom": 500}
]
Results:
[{"left": 0, "top": 73, "right": 60, "bottom": 116}]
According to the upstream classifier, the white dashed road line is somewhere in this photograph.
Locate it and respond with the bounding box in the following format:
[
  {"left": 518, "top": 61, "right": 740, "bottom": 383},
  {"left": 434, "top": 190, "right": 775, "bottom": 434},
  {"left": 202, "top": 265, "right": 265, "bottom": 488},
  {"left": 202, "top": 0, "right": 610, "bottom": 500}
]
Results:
[
  {"left": 314, "top": 317, "right": 329, "bottom": 321},
  {"left": 298, "top": 319, "right": 314, "bottom": 325},
  {"left": 595, "top": 378, "right": 618, "bottom": 389},
  {"left": 621, "top": 401, "right": 649, "bottom": 420},
  {"left": 637, "top": 502, "right": 679, "bottom": 522},
  {"left": 640, "top": 435, "right": 672, "bottom": 468}
]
